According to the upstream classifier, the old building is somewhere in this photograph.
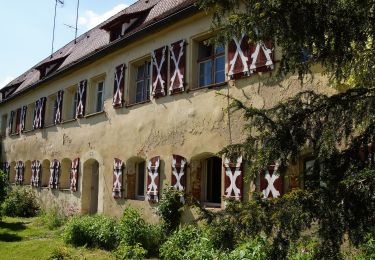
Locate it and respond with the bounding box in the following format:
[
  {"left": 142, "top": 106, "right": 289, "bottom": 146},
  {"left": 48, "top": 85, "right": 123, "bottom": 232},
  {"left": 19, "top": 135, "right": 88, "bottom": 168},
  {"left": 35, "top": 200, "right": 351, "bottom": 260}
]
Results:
[{"left": 0, "top": 0, "right": 329, "bottom": 221}]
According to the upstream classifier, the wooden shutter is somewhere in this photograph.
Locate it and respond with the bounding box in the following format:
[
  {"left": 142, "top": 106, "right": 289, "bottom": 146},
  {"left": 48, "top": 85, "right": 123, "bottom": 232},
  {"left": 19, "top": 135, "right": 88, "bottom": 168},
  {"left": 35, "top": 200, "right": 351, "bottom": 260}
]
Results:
[
  {"left": 15, "top": 161, "right": 24, "bottom": 185},
  {"left": 49, "top": 159, "right": 60, "bottom": 189},
  {"left": 20, "top": 105, "right": 27, "bottom": 133},
  {"left": 76, "top": 80, "right": 87, "bottom": 118},
  {"left": 32, "top": 100, "right": 39, "bottom": 130},
  {"left": 169, "top": 40, "right": 186, "bottom": 94},
  {"left": 70, "top": 158, "right": 79, "bottom": 192},
  {"left": 146, "top": 156, "right": 160, "bottom": 202},
  {"left": 8, "top": 111, "right": 14, "bottom": 135},
  {"left": 31, "top": 160, "right": 41, "bottom": 187},
  {"left": 113, "top": 64, "right": 125, "bottom": 108},
  {"left": 260, "top": 163, "right": 283, "bottom": 198},
  {"left": 113, "top": 158, "right": 123, "bottom": 198},
  {"left": 228, "top": 34, "right": 251, "bottom": 79},
  {"left": 171, "top": 154, "right": 187, "bottom": 203},
  {"left": 249, "top": 41, "right": 274, "bottom": 73},
  {"left": 223, "top": 156, "right": 244, "bottom": 201},
  {"left": 54, "top": 90, "right": 64, "bottom": 124},
  {"left": 151, "top": 46, "right": 168, "bottom": 98}
]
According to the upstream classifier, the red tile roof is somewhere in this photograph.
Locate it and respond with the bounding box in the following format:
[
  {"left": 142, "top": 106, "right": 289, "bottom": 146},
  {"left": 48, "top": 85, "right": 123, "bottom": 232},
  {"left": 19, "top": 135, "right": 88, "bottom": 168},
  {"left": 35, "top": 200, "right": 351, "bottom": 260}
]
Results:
[{"left": 1, "top": 0, "right": 197, "bottom": 101}]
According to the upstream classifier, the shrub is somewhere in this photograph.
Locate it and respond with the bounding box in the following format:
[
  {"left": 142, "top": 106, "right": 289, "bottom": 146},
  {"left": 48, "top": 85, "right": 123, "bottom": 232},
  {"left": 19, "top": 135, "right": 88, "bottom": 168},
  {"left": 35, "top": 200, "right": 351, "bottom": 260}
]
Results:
[
  {"left": 0, "top": 170, "right": 9, "bottom": 220},
  {"left": 356, "top": 235, "right": 375, "bottom": 260},
  {"left": 157, "top": 186, "right": 184, "bottom": 234},
  {"left": 181, "top": 229, "right": 222, "bottom": 260},
  {"left": 159, "top": 225, "right": 202, "bottom": 260},
  {"left": 1, "top": 186, "right": 39, "bottom": 217},
  {"left": 228, "top": 236, "right": 269, "bottom": 260},
  {"left": 115, "top": 242, "right": 147, "bottom": 260},
  {"left": 47, "top": 246, "right": 72, "bottom": 260},
  {"left": 119, "top": 207, "right": 164, "bottom": 257},
  {"left": 37, "top": 205, "right": 67, "bottom": 230},
  {"left": 63, "top": 214, "right": 120, "bottom": 250}
]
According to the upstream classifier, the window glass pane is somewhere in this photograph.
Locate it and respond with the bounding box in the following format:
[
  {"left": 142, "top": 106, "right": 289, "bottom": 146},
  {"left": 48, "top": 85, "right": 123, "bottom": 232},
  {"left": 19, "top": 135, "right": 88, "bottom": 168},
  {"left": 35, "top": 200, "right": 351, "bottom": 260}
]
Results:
[
  {"left": 199, "top": 60, "right": 213, "bottom": 87},
  {"left": 97, "top": 82, "right": 104, "bottom": 92},
  {"left": 137, "top": 161, "right": 145, "bottom": 196},
  {"left": 206, "top": 157, "right": 222, "bottom": 203},
  {"left": 136, "top": 81, "right": 144, "bottom": 103},
  {"left": 145, "top": 78, "right": 150, "bottom": 101},
  {"left": 215, "top": 44, "right": 225, "bottom": 54},
  {"left": 96, "top": 92, "right": 103, "bottom": 112},
  {"left": 215, "top": 56, "right": 225, "bottom": 84},
  {"left": 198, "top": 42, "right": 213, "bottom": 60},
  {"left": 145, "top": 62, "right": 151, "bottom": 77},
  {"left": 137, "top": 65, "right": 145, "bottom": 80}
]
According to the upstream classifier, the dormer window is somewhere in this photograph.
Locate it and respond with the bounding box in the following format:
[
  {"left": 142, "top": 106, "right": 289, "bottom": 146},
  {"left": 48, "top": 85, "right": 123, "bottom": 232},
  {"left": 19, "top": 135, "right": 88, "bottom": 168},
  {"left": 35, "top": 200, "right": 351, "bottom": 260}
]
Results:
[{"left": 35, "top": 56, "right": 67, "bottom": 79}]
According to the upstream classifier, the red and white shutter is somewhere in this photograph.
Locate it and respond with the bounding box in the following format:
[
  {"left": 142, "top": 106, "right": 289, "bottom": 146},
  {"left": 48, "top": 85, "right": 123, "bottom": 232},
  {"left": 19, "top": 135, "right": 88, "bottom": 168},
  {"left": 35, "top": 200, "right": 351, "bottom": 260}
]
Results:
[
  {"left": 146, "top": 156, "right": 160, "bottom": 202},
  {"left": 70, "top": 158, "right": 79, "bottom": 192},
  {"left": 169, "top": 40, "right": 186, "bottom": 94},
  {"left": 49, "top": 159, "right": 60, "bottom": 189},
  {"left": 113, "top": 158, "right": 123, "bottom": 198},
  {"left": 34, "top": 97, "right": 47, "bottom": 129},
  {"left": 20, "top": 105, "right": 27, "bottom": 133},
  {"left": 260, "top": 163, "right": 283, "bottom": 198},
  {"left": 31, "top": 160, "right": 41, "bottom": 187},
  {"left": 8, "top": 111, "right": 14, "bottom": 135},
  {"left": 15, "top": 161, "right": 24, "bottom": 185},
  {"left": 171, "top": 154, "right": 187, "bottom": 203},
  {"left": 54, "top": 90, "right": 64, "bottom": 124},
  {"left": 3, "top": 162, "right": 10, "bottom": 181},
  {"left": 228, "top": 34, "right": 251, "bottom": 79},
  {"left": 223, "top": 156, "right": 244, "bottom": 200},
  {"left": 249, "top": 41, "right": 274, "bottom": 74},
  {"left": 151, "top": 46, "right": 168, "bottom": 98},
  {"left": 76, "top": 80, "right": 87, "bottom": 118},
  {"left": 113, "top": 64, "right": 125, "bottom": 108}
]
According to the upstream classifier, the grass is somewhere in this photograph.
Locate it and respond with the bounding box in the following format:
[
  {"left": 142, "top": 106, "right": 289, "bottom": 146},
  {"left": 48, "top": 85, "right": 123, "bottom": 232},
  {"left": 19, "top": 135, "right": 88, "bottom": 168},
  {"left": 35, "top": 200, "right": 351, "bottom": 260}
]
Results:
[{"left": 0, "top": 216, "right": 113, "bottom": 260}]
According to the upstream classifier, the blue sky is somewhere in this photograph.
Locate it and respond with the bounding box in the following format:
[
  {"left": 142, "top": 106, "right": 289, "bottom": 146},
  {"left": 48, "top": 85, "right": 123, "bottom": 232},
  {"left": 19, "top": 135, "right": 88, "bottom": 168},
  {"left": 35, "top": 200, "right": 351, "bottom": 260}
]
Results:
[{"left": 0, "top": 0, "right": 136, "bottom": 88}]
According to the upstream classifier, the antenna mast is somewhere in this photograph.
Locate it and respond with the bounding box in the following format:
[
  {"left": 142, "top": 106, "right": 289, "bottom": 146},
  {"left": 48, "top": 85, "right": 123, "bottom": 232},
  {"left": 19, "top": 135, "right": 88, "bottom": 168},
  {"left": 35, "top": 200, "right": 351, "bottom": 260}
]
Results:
[
  {"left": 51, "top": 0, "right": 64, "bottom": 57},
  {"left": 75, "top": 0, "right": 80, "bottom": 43}
]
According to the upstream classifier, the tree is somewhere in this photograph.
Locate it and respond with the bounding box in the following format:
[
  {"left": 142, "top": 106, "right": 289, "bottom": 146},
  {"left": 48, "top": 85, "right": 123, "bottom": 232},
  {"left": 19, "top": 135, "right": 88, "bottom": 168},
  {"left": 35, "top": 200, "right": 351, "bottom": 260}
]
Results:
[{"left": 197, "top": 0, "right": 375, "bottom": 258}]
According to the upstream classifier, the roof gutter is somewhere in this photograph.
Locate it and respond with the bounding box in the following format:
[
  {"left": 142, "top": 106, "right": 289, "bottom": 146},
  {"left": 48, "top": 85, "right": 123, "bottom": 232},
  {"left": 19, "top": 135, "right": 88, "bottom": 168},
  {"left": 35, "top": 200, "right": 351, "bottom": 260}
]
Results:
[{"left": 1, "top": 3, "right": 199, "bottom": 105}]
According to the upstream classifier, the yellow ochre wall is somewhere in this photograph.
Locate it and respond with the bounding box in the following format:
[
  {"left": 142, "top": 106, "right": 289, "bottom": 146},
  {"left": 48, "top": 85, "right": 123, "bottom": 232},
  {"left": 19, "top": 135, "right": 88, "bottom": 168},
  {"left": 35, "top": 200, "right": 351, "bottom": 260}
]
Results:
[{"left": 0, "top": 12, "right": 334, "bottom": 221}]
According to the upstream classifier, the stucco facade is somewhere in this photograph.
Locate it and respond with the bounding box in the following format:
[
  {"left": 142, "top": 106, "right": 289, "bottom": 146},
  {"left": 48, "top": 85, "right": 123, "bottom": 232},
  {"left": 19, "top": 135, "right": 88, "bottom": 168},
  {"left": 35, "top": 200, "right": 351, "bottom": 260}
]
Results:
[{"left": 0, "top": 1, "right": 333, "bottom": 222}]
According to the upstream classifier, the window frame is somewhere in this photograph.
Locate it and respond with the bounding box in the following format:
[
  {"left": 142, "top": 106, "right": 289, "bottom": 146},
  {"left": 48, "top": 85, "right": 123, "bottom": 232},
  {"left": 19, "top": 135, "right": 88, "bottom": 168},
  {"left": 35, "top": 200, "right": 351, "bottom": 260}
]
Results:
[
  {"left": 128, "top": 57, "right": 152, "bottom": 106},
  {"left": 135, "top": 161, "right": 146, "bottom": 200},
  {"left": 197, "top": 41, "right": 226, "bottom": 89},
  {"left": 201, "top": 156, "right": 222, "bottom": 208}
]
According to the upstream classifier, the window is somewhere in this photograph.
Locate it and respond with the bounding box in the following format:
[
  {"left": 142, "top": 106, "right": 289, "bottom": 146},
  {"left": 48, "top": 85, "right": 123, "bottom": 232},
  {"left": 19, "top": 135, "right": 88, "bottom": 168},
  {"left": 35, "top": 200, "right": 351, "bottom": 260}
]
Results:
[
  {"left": 129, "top": 59, "right": 151, "bottom": 105},
  {"left": 25, "top": 103, "right": 35, "bottom": 131},
  {"left": 62, "top": 85, "right": 77, "bottom": 121},
  {"left": 136, "top": 161, "right": 146, "bottom": 198},
  {"left": 93, "top": 81, "right": 105, "bottom": 112},
  {"left": 14, "top": 108, "right": 21, "bottom": 134},
  {"left": 46, "top": 94, "right": 57, "bottom": 126},
  {"left": 1, "top": 114, "right": 7, "bottom": 136},
  {"left": 197, "top": 42, "right": 225, "bottom": 88},
  {"left": 203, "top": 157, "right": 222, "bottom": 205},
  {"left": 135, "top": 62, "right": 151, "bottom": 103}
]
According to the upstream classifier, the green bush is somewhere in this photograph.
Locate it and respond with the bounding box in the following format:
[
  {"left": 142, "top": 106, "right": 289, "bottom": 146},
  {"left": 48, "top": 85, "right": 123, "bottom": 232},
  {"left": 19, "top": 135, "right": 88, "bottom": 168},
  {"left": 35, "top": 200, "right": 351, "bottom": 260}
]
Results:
[
  {"left": 1, "top": 186, "right": 39, "bottom": 217},
  {"left": 63, "top": 214, "right": 120, "bottom": 250},
  {"left": 181, "top": 229, "right": 222, "bottom": 260},
  {"left": 228, "top": 236, "right": 269, "bottom": 260},
  {"left": 37, "top": 205, "right": 67, "bottom": 230},
  {"left": 0, "top": 170, "right": 9, "bottom": 220},
  {"left": 47, "top": 246, "right": 72, "bottom": 260},
  {"left": 119, "top": 207, "right": 164, "bottom": 257},
  {"left": 115, "top": 242, "right": 147, "bottom": 260},
  {"left": 160, "top": 225, "right": 202, "bottom": 259},
  {"left": 356, "top": 235, "right": 375, "bottom": 260},
  {"left": 157, "top": 186, "right": 184, "bottom": 234}
]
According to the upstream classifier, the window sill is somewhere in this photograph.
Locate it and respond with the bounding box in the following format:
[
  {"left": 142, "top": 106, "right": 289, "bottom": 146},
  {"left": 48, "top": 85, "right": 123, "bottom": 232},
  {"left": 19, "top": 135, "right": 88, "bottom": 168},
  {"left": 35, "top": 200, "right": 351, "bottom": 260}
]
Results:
[
  {"left": 23, "top": 129, "right": 34, "bottom": 134},
  {"left": 125, "top": 100, "right": 151, "bottom": 108},
  {"left": 85, "top": 110, "right": 105, "bottom": 118},
  {"left": 188, "top": 82, "right": 228, "bottom": 92},
  {"left": 9, "top": 133, "right": 20, "bottom": 137},
  {"left": 44, "top": 123, "right": 57, "bottom": 129},
  {"left": 61, "top": 118, "right": 76, "bottom": 124},
  {"left": 59, "top": 188, "right": 71, "bottom": 192}
]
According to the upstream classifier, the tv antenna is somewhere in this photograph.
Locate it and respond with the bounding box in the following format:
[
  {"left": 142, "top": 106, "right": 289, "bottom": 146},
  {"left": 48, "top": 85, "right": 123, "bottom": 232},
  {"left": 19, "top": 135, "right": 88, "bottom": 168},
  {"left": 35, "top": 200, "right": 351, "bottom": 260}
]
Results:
[
  {"left": 51, "top": 0, "right": 64, "bottom": 57},
  {"left": 63, "top": 0, "right": 80, "bottom": 44}
]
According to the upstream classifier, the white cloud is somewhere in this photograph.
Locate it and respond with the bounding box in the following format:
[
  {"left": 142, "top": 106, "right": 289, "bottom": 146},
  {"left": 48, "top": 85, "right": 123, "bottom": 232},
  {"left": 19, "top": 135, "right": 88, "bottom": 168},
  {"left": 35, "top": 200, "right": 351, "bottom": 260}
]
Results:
[
  {"left": 78, "top": 4, "right": 128, "bottom": 30},
  {"left": 0, "top": 76, "right": 14, "bottom": 89}
]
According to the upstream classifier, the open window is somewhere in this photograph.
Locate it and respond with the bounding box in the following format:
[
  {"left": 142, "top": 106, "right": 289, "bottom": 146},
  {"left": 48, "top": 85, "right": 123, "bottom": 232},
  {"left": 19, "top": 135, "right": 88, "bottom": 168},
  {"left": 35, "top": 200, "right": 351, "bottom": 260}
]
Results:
[
  {"left": 190, "top": 154, "right": 222, "bottom": 207},
  {"left": 87, "top": 75, "right": 106, "bottom": 114},
  {"left": 128, "top": 58, "right": 151, "bottom": 105},
  {"left": 194, "top": 39, "right": 225, "bottom": 89},
  {"left": 46, "top": 94, "right": 57, "bottom": 126},
  {"left": 63, "top": 85, "right": 78, "bottom": 121},
  {"left": 25, "top": 103, "right": 35, "bottom": 131},
  {"left": 125, "top": 157, "right": 146, "bottom": 200}
]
